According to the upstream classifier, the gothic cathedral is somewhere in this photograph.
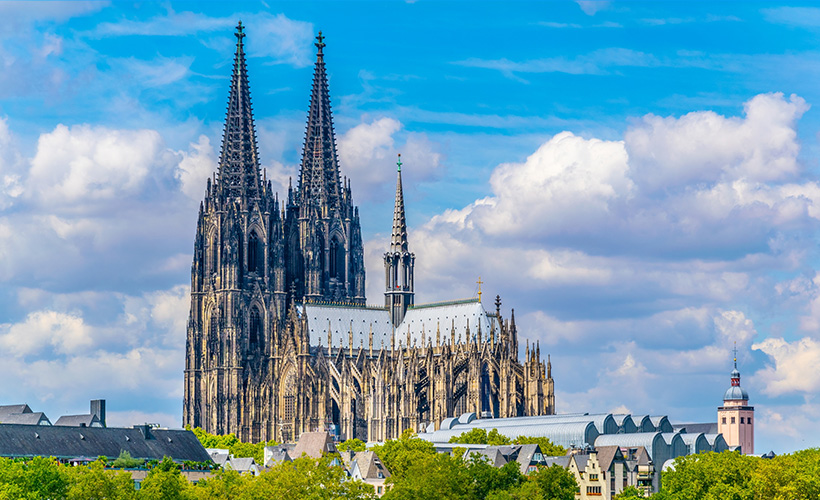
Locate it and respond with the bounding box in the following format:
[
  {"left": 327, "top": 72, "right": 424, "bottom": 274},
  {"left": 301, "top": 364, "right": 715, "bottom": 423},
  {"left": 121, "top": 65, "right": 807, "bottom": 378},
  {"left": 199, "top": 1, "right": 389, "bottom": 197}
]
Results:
[{"left": 183, "top": 23, "right": 554, "bottom": 443}]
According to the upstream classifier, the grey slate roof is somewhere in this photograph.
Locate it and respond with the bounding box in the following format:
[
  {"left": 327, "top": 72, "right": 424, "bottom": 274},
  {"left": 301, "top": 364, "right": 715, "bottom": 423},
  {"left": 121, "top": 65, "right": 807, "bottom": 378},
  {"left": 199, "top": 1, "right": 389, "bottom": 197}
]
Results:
[
  {"left": 0, "top": 412, "right": 50, "bottom": 426},
  {"left": 303, "top": 299, "right": 500, "bottom": 349},
  {"left": 54, "top": 414, "right": 102, "bottom": 428},
  {"left": 673, "top": 423, "right": 718, "bottom": 435},
  {"left": 0, "top": 404, "right": 32, "bottom": 416},
  {"left": 0, "top": 424, "right": 211, "bottom": 462}
]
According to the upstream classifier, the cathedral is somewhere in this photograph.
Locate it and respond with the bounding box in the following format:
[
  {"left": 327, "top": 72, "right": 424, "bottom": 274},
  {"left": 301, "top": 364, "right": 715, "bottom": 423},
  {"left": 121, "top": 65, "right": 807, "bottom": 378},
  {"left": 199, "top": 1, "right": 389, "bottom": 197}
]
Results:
[{"left": 183, "top": 23, "right": 554, "bottom": 444}]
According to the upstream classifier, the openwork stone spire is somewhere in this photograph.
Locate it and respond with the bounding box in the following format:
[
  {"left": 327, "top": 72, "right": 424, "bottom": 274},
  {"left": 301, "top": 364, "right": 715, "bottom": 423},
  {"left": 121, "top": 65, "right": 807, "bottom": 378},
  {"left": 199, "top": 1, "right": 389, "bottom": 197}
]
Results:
[
  {"left": 218, "top": 21, "right": 261, "bottom": 200},
  {"left": 391, "top": 154, "right": 409, "bottom": 253},
  {"left": 299, "top": 31, "right": 342, "bottom": 211}
]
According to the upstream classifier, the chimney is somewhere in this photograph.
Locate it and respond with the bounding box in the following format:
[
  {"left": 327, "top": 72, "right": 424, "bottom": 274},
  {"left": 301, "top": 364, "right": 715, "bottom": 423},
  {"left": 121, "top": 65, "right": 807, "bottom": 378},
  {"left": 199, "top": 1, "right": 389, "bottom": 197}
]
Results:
[{"left": 90, "top": 399, "right": 106, "bottom": 428}]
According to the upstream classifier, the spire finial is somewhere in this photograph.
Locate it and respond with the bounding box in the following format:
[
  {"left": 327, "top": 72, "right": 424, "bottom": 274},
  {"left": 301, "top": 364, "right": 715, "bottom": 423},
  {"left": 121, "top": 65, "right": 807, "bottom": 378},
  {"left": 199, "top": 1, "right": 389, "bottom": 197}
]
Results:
[
  {"left": 476, "top": 276, "right": 483, "bottom": 302},
  {"left": 733, "top": 341, "right": 738, "bottom": 369},
  {"left": 397, "top": 153, "right": 402, "bottom": 172},
  {"left": 315, "top": 31, "right": 325, "bottom": 54},
  {"left": 236, "top": 21, "right": 245, "bottom": 41}
]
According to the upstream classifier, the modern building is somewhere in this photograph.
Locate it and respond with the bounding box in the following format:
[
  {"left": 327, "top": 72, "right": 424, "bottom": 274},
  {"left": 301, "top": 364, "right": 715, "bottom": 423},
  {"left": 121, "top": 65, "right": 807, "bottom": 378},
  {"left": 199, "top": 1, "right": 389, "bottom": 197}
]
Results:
[
  {"left": 182, "top": 23, "right": 553, "bottom": 444},
  {"left": 717, "top": 353, "right": 754, "bottom": 454}
]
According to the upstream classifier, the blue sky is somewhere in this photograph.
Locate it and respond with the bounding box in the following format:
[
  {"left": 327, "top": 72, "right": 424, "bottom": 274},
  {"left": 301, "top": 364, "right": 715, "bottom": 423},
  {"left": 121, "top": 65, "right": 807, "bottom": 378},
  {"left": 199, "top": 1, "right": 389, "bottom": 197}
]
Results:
[{"left": 2, "top": 1, "right": 820, "bottom": 454}]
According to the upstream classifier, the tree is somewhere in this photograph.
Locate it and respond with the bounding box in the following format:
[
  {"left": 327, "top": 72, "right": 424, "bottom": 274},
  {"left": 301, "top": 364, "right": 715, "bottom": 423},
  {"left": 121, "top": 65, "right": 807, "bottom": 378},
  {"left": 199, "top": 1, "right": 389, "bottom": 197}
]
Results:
[
  {"left": 233, "top": 456, "right": 375, "bottom": 499},
  {"left": 751, "top": 448, "right": 820, "bottom": 499},
  {"left": 384, "top": 453, "right": 470, "bottom": 500},
  {"left": 512, "top": 436, "right": 566, "bottom": 457},
  {"left": 138, "top": 456, "right": 193, "bottom": 500},
  {"left": 449, "top": 428, "right": 512, "bottom": 446},
  {"left": 187, "top": 426, "right": 278, "bottom": 465},
  {"left": 112, "top": 450, "right": 144, "bottom": 469},
  {"left": 660, "top": 451, "right": 757, "bottom": 500},
  {"left": 0, "top": 457, "right": 69, "bottom": 499},
  {"left": 614, "top": 485, "right": 645, "bottom": 499},
  {"left": 67, "top": 459, "right": 136, "bottom": 500},
  {"left": 338, "top": 438, "right": 367, "bottom": 453},
  {"left": 528, "top": 464, "right": 576, "bottom": 500},
  {"left": 371, "top": 429, "right": 436, "bottom": 479}
]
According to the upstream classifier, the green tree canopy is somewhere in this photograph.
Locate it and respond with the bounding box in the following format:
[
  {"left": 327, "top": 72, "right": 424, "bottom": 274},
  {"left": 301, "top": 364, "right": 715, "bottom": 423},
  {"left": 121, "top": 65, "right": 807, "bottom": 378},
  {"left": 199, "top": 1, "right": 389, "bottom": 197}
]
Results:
[
  {"left": 511, "top": 436, "right": 566, "bottom": 457},
  {"left": 449, "top": 428, "right": 512, "bottom": 446},
  {"left": 187, "top": 426, "right": 278, "bottom": 465},
  {"left": 338, "top": 438, "right": 367, "bottom": 453},
  {"left": 371, "top": 429, "right": 437, "bottom": 479},
  {"left": 660, "top": 451, "right": 757, "bottom": 500}
]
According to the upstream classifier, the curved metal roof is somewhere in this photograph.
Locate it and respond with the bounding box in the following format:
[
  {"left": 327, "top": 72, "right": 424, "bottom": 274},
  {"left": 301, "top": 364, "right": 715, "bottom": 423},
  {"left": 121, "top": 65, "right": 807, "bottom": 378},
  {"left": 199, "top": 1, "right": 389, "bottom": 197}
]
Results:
[
  {"left": 723, "top": 386, "right": 749, "bottom": 401},
  {"left": 421, "top": 421, "right": 599, "bottom": 449},
  {"left": 649, "top": 416, "right": 673, "bottom": 433},
  {"left": 612, "top": 414, "right": 637, "bottom": 433},
  {"left": 703, "top": 433, "right": 728, "bottom": 452},
  {"left": 678, "top": 432, "right": 710, "bottom": 454},
  {"left": 594, "top": 432, "right": 666, "bottom": 460},
  {"left": 467, "top": 413, "right": 617, "bottom": 435}
]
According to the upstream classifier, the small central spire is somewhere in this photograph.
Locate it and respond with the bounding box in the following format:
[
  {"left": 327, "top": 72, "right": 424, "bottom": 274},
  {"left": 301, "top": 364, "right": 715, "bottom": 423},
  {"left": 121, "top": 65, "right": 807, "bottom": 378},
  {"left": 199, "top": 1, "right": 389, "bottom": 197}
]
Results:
[{"left": 390, "top": 154, "right": 408, "bottom": 253}]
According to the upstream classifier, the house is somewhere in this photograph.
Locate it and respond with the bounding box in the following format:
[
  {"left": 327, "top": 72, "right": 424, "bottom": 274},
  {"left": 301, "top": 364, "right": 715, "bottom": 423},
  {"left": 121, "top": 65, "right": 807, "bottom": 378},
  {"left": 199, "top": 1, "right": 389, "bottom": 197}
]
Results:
[
  {"left": 263, "top": 445, "right": 293, "bottom": 467},
  {"left": 341, "top": 450, "right": 391, "bottom": 497},
  {"left": 292, "top": 431, "right": 336, "bottom": 459},
  {"left": 464, "top": 444, "right": 548, "bottom": 475}
]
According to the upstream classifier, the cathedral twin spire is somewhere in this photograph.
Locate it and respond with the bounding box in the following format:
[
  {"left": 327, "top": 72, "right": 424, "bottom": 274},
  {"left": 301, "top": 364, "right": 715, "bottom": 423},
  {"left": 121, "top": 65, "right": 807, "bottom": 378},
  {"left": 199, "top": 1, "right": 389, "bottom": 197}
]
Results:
[
  {"left": 299, "top": 31, "right": 343, "bottom": 213},
  {"left": 217, "top": 22, "right": 262, "bottom": 201}
]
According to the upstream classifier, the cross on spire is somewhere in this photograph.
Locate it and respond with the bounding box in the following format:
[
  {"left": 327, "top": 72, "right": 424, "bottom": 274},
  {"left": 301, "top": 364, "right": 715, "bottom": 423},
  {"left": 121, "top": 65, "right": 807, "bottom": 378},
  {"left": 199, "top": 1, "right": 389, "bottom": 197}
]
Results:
[
  {"left": 235, "top": 21, "right": 245, "bottom": 41},
  {"left": 733, "top": 341, "right": 738, "bottom": 369},
  {"left": 397, "top": 153, "right": 403, "bottom": 172},
  {"left": 315, "top": 31, "right": 325, "bottom": 54},
  {"left": 477, "top": 276, "right": 483, "bottom": 302}
]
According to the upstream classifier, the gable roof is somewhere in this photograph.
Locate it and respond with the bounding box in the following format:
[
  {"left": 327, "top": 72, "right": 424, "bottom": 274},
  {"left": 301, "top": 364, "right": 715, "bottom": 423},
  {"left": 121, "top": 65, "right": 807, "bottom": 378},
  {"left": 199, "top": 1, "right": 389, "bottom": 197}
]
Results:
[
  {"left": 0, "top": 424, "right": 211, "bottom": 462},
  {"left": 292, "top": 432, "right": 335, "bottom": 459},
  {"left": 54, "top": 414, "right": 101, "bottom": 428},
  {"left": 0, "top": 412, "right": 50, "bottom": 426},
  {"left": 595, "top": 445, "right": 624, "bottom": 472},
  {"left": 0, "top": 405, "right": 32, "bottom": 416}
]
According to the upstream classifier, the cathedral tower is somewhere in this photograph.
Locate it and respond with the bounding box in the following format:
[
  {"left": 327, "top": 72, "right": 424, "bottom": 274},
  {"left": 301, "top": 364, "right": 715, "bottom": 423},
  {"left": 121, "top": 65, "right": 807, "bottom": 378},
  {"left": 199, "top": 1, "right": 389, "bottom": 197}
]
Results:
[
  {"left": 717, "top": 348, "right": 754, "bottom": 454},
  {"left": 285, "top": 32, "right": 366, "bottom": 304},
  {"left": 384, "top": 154, "right": 415, "bottom": 327},
  {"left": 184, "top": 22, "right": 284, "bottom": 438}
]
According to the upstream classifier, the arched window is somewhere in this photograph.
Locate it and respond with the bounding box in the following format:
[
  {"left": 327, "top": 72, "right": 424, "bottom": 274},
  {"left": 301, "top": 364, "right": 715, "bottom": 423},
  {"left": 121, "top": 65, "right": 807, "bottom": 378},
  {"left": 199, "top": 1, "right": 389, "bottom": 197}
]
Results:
[
  {"left": 330, "top": 236, "right": 345, "bottom": 280},
  {"left": 209, "top": 313, "right": 218, "bottom": 341},
  {"left": 248, "top": 231, "right": 261, "bottom": 275},
  {"left": 209, "top": 235, "right": 218, "bottom": 274},
  {"left": 282, "top": 369, "right": 296, "bottom": 421},
  {"left": 249, "top": 307, "right": 261, "bottom": 350}
]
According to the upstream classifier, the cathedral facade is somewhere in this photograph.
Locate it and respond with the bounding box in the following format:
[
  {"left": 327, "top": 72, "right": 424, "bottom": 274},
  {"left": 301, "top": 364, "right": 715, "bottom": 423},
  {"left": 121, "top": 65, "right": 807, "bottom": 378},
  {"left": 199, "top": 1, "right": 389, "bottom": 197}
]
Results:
[{"left": 183, "top": 24, "right": 554, "bottom": 444}]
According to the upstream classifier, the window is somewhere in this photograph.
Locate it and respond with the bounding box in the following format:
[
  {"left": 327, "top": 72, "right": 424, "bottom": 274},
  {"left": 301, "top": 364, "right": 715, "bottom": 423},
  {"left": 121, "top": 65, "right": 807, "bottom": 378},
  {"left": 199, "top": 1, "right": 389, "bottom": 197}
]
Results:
[
  {"left": 722, "top": 417, "right": 726, "bottom": 424},
  {"left": 731, "top": 417, "right": 736, "bottom": 424},
  {"left": 740, "top": 417, "right": 745, "bottom": 424},
  {"left": 249, "top": 307, "right": 261, "bottom": 350},
  {"left": 587, "top": 486, "right": 602, "bottom": 496},
  {"left": 589, "top": 473, "right": 599, "bottom": 481},
  {"left": 248, "top": 231, "right": 262, "bottom": 275},
  {"left": 748, "top": 417, "right": 752, "bottom": 424},
  {"left": 377, "top": 487, "right": 383, "bottom": 494}
]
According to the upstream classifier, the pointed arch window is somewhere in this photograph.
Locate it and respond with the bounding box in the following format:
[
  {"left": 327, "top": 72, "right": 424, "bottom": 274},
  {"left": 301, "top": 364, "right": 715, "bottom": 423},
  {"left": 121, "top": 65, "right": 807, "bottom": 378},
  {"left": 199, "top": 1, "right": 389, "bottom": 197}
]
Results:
[
  {"left": 330, "top": 236, "right": 344, "bottom": 280},
  {"left": 249, "top": 307, "right": 261, "bottom": 351},
  {"left": 248, "top": 231, "right": 262, "bottom": 275},
  {"left": 282, "top": 369, "right": 297, "bottom": 422},
  {"left": 209, "top": 234, "right": 218, "bottom": 274}
]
